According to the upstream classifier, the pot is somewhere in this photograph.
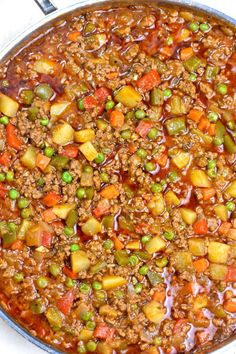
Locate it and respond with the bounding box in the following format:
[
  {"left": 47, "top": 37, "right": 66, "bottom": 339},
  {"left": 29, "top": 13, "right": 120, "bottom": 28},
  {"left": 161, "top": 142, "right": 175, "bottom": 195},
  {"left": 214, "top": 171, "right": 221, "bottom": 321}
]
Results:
[{"left": 0, "top": 1, "right": 235, "bottom": 353}]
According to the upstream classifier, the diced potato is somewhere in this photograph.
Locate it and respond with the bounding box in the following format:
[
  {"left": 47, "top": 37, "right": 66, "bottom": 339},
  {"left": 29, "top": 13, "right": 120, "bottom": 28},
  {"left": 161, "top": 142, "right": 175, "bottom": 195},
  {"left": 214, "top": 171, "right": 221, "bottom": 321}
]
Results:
[
  {"left": 143, "top": 300, "right": 166, "bottom": 324},
  {"left": 190, "top": 169, "right": 211, "bottom": 188},
  {"left": 102, "top": 275, "right": 127, "bottom": 290},
  {"left": 180, "top": 208, "right": 197, "bottom": 225},
  {"left": 231, "top": 244, "right": 236, "bottom": 257},
  {"left": 97, "top": 343, "right": 113, "bottom": 354},
  {"left": 33, "top": 59, "right": 57, "bottom": 74},
  {"left": 17, "top": 220, "right": 34, "bottom": 240},
  {"left": 175, "top": 251, "right": 193, "bottom": 272},
  {"left": 172, "top": 151, "right": 190, "bottom": 169},
  {"left": 208, "top": 241, "right": 230, "bottom": 264},
  {"left": 50, "top": 102, "right": 71, "bottom": 121},
  {"left": 227, "top": 229, "right": 236, "bottom": 241},
  {"left": 45, "top": 307, "right": 63, "bottom": 328},
  {"left": 0, "top": 93, "right": 19, "bottom": 117},
  {"left": 115, "top": 85, "right": 142, "bottom": 108},
  {"left": 74, "top": 129, "right": 95, "bottom": 143},
  {"left": 79, "top": 141, "right": 98, "bottom": 161},
  {"left": 20, "top": 146, "right": 37, "bottom": 169},
  {"left": 165, "top": 191, "right": 180, "bottom": 207},
  {"left": 225, "top": 180, "right": 236, "bottom": 198},
  {"left": 193, "top": 294, "right": 208, "bottom": 312},
  {"left": 209, "top": 263, "right": 228, "bottom": 280},
  {"left": 52, "top": 203, "right": 76, "bottom": 219},
  {"left": 26, "top": 222, "right": 52, "bottom": 247},
  {"left": 71, "top": 250, "right": 90, "bottom": 273},
  {"left": 188, "top": 238, "right": 207, "bottom": 256},
  {"left": 52, "top": 122, "right": 74, "bottom": 145},
  {"left": 99, "top": 304, "right": 118, "bottom": 318},
  {"left": 145, "top": 236, "right": 166, "bottom": 254},
  {"left": 214, "top": 204, "right": 228, "bottom": 221},
  {"left": 147, "top": 194, "right": 165, "bottom": 216},
  {"left": 81, "top": 217, "right": 102, "bottom": 236},
  {"left": 78, "top": 329, "right": 93, "bottom": 341},
  {"left": 126, "top": 240, "right": 140, "bottom": 250}
]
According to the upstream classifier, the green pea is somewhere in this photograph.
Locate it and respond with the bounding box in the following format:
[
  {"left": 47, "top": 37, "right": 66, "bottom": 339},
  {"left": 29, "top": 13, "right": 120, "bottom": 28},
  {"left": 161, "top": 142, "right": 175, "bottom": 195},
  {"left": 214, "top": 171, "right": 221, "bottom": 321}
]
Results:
[
  {"left": 207, "top": 169, "right": 217, "bottom": 178},
  {"left": 164, "top": 230, "right": 175, "bottom": 240},
  {"left": 213, "top": 137, "right": 223, "bottom": 146},
  {"left": 9, "top": 189, "right": 20, "bottom": 200},
  {"left": 103, "top": 239, "right": 114, "bottom": 250},
  {"left": 92, "top": 281, "right": 102, "bottom": 290},
  {"left": 227, "top": 121, "right": 235, "bottom": 130},
  {"left": 188, "top": 22, "right": 199, "bottom": 32},
  {"left": 105, "top": 100, "right": 115, "bottom": 110},
  {"left": 226, "top": 201, "right": 235, "bottom": 212},
  {"left": 156, "top": 257, "right": 169, "bottom": 268},
  {"left": 151, "top": 183, "right": 162, "bottom": 193},
  {"left": 94, "top": 152, "right": 105, "bottom": 164},
  {"left": 208, "top": 111, "right": 218, "bottom": 122},
  {"left": 129, "top": 255, "right": 139, "bottom": 266},
  {"left": 96, "top": 118, "right": 108, "bottom": 130},
  {"left": 83, "top": 165, "right": 93, "bottom": 173},
  {"left": 81, "top": 310, "right": 93, "bottom": 321},
  {"left": 135, "top": 109, "right": 146, "bottom": 119},
  {"left": 216, "top": 83, "right": 228, "bottom": 95},
  {"left": 168, "top": 171, "right": 179, "bottom": 182},
  {"left": 62, "top": 171, "right": 73, "bottom": 184},
  {"left": 153, "top": 336, "right": 162, "bottom": 346},
  {"left": 76, "top": 187, "right": 86, "bottom": 199},
  {"left": 134, "top": 283, "right": 143, "bottom": 293},
  {"left": 30, "top": 298, "right": 45, "bottom": 314},
  {"left": 139, "top": 265, "right": 149, "bottom": 275},
  {"left": 6, "top": 171, "right": 14, "bottom": 182},
  {"left": 115, "top": 290, "right": 124, "bottom": 299},
  {"left": 141, "top": 235, "right": 151, "bottom": 244},
  {"left": 77, "top": 99, "right": 85, "bottom": 111},
  {"left": 40, "top": 117, "right": 50, "bottom": 126},
  {"left": 86, "top": 341, "right": 97, "bottom": 352},
  {"left": 189, "top": 73, "right": 197, "bottom": 81},
  {"left": 35, "top": 84, "right": 54, "bottom": 100},
  {"left": 136, "top": 148, "right": 147, "bottom": 159},
  {"left": 65, "top": 277, "right": 76, "bottom": 288},
  {"left": 8, "top": 222, "right": 17, "bottom": 232},
  {"left": 13, "top": 272, "right": 24, "bottom": 283},
  {"left": 21, "top": 208, "right": 32, "bottom": 219},
  {"left": 70, "top": 244, "right": 80, "bottom": 252},
  {"left": 121, "top": 129, "right": 131, "bottom": 139},
  {"left": 77, "top": 344, "right": 86, "bottom": 353},
  {"left": 44, "top": 146, "right": 55, "bottom": 158},
  {"left": 200, "top": 23, "right": 210, "bottom": 32},
  {"left": 0, "top": 173, "right": 5, "bottom": 182},
  {"left": 163, "top": 88, "right": 172, "bottom": 98},
  {"left": 49, "top": 263, "right": 60, "bottom": 277},
  {"left": 207, "top": 159, "right": 216, "bottom": 169},
  {"left": 166, "top": 36, "right": 173, "bottom": 45},
  {"left": 0, "top": 116, "right": 9, "bottom": 125},
  {"left": 64, "top": 227, "right": 74, "bottom": 237},
  {"left": 37, "top": 177, "right": 45, "bottom": 187},
  {"left": 36, "top": 276, "right": 48, "bottom": 289},
  {"left": 17, "top": 198, "right": 29, "bottom": 209},
  {"left": 86, "top": 321, "right": 96, "bottom": 330},
  {"left": 80, "top": 283, "right": 91, "bottom": 294},
  {"left": 100, "top": 172, "right": 109, "bottom": 183},
  {"left": 148, "top": 127, "right": 158, "bottom": 140},
  {"left": 144, "top": 162, "right": 156, "bottom": 172}
]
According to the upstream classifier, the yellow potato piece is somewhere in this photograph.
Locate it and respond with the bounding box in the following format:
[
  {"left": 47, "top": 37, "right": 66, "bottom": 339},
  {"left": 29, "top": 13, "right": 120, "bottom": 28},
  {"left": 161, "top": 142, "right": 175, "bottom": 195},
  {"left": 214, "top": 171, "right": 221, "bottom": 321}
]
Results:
[
  {"left": 79, "top": 141, "right": 98, "bottom": 161},
  {"left": 102, "top": 275, "right": 127, "bottom": 290},
  {"left": 0, "top": 93, "right": 19, "bottom": 117},
  {"left": 74, "top": 129, "right": 95, "bottom": 143},
  {"left": 52, "top": 203, "right": 76, "bottom": 219}
]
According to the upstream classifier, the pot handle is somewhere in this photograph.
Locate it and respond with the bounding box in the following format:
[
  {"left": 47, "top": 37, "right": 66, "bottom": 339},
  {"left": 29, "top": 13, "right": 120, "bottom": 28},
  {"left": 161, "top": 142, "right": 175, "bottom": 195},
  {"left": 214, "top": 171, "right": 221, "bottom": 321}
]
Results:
[{"left": 34, "top": 0, "right": 57, "bottom": 15}]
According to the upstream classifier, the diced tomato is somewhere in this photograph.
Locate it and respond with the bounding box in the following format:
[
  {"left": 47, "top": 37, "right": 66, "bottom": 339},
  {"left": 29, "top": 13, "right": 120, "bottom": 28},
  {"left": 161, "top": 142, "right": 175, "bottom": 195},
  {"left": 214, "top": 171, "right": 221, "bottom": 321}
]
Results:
[
  {"left": 0, "top": 183, "right": 7, "bottom": 199},
  {"left": 41, "top": 231, "right": 53, "bottom": 248},
  {"left": 83, "top": 96, "right": 97, "bottom": 110},
  {"left": 36, "top": 153, "right": 51, "bottom": 171},
  {"left": 97, "top": 102, "right": 105, "bottom": 116},
  {"left": 218, "top": 222, "right": 231, "bottom": 235},
  {"left": 56, "top": 290, "right": 74, "bottom": 315},
  {"left": 225, "top": 266, "right": 236, "bottom": 282},
  {"left": 93, "top": 199, "right": 110, "bottom": 218},
  {"left": 136, "top": 69, "right": 160, "bottom": 92},
  {"left": 135, "top": 120, "right": 153, "bottom": 138},
  {"left": 42, "top": 192, "right": 61, "bottom": 207},
  {"left": 42, "top": 208, "right": 57, "bottom": 223},
  {"left": 6, "top": 124, "right": 22, "bottom": 151},
  {"left": 61, "top": 144, "right": 79, "bottom": 158},
  {"left": 94, "top": 323, "right": 115, "bottom": 339},
  {"left": 193, "top": 219, "right": 208, "bottom": 235},
  {"left": 94, "top": 87, "right": 110, "bottom": 102},
  {"left": 140, "top": 30, "right": 160, "bottom": 56},
  {"left": 63, "top": 266, "right": 78, "bottom": 280},
  {"left": 0, "top": 151, "right": 11, "bottom": 167}
]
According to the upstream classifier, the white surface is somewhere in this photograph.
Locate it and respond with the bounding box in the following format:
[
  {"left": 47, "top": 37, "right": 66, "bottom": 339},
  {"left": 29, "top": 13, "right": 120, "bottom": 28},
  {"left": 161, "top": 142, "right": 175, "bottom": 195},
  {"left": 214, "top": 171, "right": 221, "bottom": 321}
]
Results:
[{"left": 0, "top": 0, "right": 235, "bottom": 353}]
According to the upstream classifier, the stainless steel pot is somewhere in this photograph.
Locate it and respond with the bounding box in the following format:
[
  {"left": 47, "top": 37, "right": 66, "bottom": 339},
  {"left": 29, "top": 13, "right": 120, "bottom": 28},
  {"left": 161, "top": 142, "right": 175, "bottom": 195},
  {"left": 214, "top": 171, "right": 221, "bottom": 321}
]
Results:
[{"left": 0, "top": 1, "right": 235, "bottom": 353}]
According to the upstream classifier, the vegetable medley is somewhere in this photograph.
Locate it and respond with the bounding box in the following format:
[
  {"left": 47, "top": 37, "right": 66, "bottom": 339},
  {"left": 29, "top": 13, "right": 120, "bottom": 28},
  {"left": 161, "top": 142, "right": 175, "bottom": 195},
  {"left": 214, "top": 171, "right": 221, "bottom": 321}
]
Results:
[{"left": 0, "top": 4, "right": 235, "bottom": 354}]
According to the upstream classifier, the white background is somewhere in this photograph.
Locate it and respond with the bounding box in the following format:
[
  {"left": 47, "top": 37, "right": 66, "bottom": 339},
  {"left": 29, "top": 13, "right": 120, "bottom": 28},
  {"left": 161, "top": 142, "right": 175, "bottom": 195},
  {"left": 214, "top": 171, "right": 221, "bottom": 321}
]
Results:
[{"left": 0, "top": 0, "right": 235, "bottom": 353}]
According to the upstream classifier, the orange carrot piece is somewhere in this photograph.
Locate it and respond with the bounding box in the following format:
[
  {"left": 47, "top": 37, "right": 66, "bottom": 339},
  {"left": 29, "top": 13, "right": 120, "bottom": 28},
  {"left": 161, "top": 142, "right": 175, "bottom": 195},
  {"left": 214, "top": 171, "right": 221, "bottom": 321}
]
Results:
[
  {"left": 136, "top": 69, "right": 160, "bottom": 92},
  {"left": 42, "top": 192, "right": 61, "bottom": 207},
  {"left": 156, "top": 153, "right": 168, "bottom": 167},
  {"left": 193, "top": 258, "right": 209, "bottom": 273},
  {"left": 159, "top": 46, "right": 173, "bottom": 57},
  {"left": 223, "top": 299, "right": 236, "bottom": 313},
  {"left": 6, "top": 124, "right": 22, "bottom": 151},
  {"left": 198, "top": 117, "right": 210, "bottom": 132},
  {"left": 225, "top": 265, "right": 236, "bottom": 282},
  {"left": 67, "top": 31, "right": 80, "bottom": 42},
  {"left": 218, "top": 222, "right": 231, "bottom": 235},
  {"left": 188, "top": 109, "right": 204, "bottom": 122},
  {"left": 152, "top": 290, "right": 166, "bottom": 303},
  {"left": 201, "top": 188, "right": 216, "bottom": 201},
  {"left": 135, "top": 120, "right": 153, "bottom": 138},
  {"left": 42, "top": 208, "right": 57, "bottom": 223},
  {"left": 36, "top": 153, "right": 51, "bottom": 171},
  {"left": 11, "top": 240, "right": 24, "bottom": 250},
  {"left": 180, "top": 47, "right": 194, "bottom": 60},
  {"left": 106, "top": 72, "right": 119, "bottom": 80},
  {"left": 193, "top": 219, "right": 208, "bottom": 235},
  {"left": 113, "top": 236, "right": 124, "bottom": 250},
  {"left": 110, "top": 110, "right": 125, "bottom": 129},
  {"left": 100, "top": 185, "right": 119, "bottom": 199},
  {"left": 209, "top": 123, "right": 216, "bottom": 136},
  {"left": 0, "top": 152, "right": 11, "bottom": 167}
]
